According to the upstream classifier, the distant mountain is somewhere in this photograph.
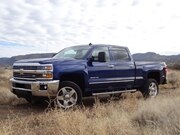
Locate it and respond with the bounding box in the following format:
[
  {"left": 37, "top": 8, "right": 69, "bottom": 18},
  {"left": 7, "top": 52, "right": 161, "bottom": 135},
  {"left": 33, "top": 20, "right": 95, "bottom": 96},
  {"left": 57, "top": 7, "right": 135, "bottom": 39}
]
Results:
[
  {"left": 0, "top": 52, "right": 180, "bottom": 67},
  {"left": 0, "top": 53, "right": 55, "bottom": 66},
  {"left": 132, "top": 52, "right": 180, "bottom": 63}
]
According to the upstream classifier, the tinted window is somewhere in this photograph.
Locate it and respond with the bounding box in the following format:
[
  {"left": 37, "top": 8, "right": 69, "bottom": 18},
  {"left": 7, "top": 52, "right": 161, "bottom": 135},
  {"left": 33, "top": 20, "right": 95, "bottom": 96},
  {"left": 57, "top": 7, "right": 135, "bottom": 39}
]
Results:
[
  {"left": 53, "top": 46, "right": 89, "bottom": 59},
  {"left": 110, "top": 48, "right": 130, "bottom": 61},
  {"left": 91, "top": 47, "right": 110, "bottom": 61}
]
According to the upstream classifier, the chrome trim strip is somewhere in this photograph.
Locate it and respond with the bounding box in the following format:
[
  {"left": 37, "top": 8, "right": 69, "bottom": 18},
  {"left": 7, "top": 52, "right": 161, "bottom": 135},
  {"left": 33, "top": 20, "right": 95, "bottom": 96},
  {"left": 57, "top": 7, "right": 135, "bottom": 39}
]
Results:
[
  {"left": 89, "top": 76, "right": 143, "bottom": 85},
  {"left": 93, "top": 89, "right": 136, "bottom": 96},
  {"left": 89, "top": 80, "right": 134, "bottom": 85},
  {"left": 136, "top": 76, "right": 143, "bottom": 79},
  {"left": 11, "top": 78, "right": 57, "bottom": 84},
  {"left": 90, "top": 76, "right": 143, "bottom": 81},
  {"left": 13, "top": 63, "right": 41, "bottom": 66},
  {"left": 14, "top": 77, "right": 53, "bottom": 81},
  {"left": 104, "top": 77, "right": 134, "bottom": 81},
  {"left": 14, "top": 77, "right": 36, "bottom": 81}
]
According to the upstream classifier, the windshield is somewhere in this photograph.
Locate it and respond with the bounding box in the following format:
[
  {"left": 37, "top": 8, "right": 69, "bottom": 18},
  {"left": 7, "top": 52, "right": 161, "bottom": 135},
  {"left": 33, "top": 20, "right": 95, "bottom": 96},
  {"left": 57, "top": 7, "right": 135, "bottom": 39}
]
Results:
[{"left": 53, "top": 46, "right": 90, "bottom": 59}]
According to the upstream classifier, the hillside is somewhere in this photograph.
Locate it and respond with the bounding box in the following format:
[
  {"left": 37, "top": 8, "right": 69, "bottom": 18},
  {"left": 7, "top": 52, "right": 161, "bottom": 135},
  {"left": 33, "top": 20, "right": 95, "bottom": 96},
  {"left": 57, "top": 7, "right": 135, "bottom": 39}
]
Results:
[
  {"left": 133, "top": 52, "right": 180, "bottom": 63},
  {"left": 0, "top": 53, "right": 55, "bottom": 66},
  {"left": 0, "top": 52, "right": 180, "bottom": 66}
]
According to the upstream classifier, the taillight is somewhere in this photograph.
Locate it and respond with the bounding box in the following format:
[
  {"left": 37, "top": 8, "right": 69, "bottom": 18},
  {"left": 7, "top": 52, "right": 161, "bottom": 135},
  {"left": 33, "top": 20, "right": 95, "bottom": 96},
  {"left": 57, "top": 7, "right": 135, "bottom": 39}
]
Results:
[
  {"left": 164, "top": 67, "right": 168, "bottom": 74},
  {"left": 163, "top": 62, "right": 168, "bottom": 74}
]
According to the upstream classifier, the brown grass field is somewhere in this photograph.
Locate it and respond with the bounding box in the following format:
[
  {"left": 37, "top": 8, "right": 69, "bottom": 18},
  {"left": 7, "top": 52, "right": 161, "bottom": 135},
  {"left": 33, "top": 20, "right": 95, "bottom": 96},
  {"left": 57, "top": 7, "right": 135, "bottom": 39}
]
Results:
[{"left": 0, "top": 67, "right": 180, "bottom": 135}]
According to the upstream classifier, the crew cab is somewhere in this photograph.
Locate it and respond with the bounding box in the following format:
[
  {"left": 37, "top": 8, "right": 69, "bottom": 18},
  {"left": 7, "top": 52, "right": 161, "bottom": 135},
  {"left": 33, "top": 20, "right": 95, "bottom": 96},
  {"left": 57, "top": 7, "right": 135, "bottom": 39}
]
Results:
[{"left": 10, "top": 44, "right": 167, "bottom": 108}]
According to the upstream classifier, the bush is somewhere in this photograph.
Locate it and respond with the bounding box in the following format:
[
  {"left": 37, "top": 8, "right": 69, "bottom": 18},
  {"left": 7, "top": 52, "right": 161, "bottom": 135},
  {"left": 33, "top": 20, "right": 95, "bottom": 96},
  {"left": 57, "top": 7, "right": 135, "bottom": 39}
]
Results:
[
  {"left": 168, "top": 62, "right": 180, "bottom": 70},
  {"left": 167, "top": 70, "right": 180, "bottom": 89}
]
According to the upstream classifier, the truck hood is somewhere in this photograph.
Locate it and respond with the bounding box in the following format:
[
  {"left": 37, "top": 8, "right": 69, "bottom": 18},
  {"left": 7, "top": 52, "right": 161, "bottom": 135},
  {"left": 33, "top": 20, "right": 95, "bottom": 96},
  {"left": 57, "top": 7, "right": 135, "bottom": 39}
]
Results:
[{"left": 15, "top": 58, "right": 86, "bottom": 65}]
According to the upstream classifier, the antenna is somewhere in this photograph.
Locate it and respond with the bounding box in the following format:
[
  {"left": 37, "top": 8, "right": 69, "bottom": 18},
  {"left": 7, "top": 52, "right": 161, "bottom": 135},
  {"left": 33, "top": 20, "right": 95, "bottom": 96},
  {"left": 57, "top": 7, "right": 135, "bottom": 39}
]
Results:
[{"left": 89, "top": 43, "right": 92, "bottom": 46}]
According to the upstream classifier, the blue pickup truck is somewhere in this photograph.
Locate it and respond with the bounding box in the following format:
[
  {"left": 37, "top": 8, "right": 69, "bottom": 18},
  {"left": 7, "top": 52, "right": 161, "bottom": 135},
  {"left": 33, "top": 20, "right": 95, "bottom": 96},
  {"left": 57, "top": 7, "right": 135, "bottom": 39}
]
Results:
[{"left": 10, "top": 44, "right": 167, "bottom": 108}]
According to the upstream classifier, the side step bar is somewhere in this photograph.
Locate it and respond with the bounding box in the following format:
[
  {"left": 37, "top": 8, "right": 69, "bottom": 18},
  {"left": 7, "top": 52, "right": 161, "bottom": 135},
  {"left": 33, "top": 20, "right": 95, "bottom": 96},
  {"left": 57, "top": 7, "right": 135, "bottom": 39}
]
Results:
[{"left": 92, "top": 89, "right": 137, "bottom": 96}]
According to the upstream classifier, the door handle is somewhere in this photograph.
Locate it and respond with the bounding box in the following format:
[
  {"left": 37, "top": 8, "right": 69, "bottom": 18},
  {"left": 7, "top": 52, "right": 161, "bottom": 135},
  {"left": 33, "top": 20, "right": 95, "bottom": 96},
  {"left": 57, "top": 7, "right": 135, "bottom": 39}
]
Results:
[{"left": 108, "top": 65, "right": 115, "bottom": 68}]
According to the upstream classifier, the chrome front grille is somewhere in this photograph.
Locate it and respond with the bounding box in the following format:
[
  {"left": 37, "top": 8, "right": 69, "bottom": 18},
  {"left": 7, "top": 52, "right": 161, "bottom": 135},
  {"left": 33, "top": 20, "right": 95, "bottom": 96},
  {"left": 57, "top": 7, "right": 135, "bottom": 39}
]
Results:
[
  {"left": 13, "top": 66, "right": 38, "bottom": 70},
  {"left": 13, "top": 72, "right": 43, "bottom": 79},
  {"left": 13, "top": 63, "right": 53, "bottom": 81}
]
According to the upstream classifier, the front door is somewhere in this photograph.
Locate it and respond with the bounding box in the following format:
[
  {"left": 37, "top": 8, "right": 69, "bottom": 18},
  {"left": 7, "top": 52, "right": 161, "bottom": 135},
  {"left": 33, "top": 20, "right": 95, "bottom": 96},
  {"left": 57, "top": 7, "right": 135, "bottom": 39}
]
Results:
[{"left": 87, "top": 46, "right": 115, "bottom": 93}]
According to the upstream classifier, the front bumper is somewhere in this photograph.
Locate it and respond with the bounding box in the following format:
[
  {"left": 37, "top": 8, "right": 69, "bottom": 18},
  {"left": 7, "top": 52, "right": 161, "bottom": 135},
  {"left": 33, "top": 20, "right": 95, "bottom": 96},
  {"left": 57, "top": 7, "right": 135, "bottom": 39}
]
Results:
[{"left": 10, "top": 78, "right": 59, "bottom": 97}]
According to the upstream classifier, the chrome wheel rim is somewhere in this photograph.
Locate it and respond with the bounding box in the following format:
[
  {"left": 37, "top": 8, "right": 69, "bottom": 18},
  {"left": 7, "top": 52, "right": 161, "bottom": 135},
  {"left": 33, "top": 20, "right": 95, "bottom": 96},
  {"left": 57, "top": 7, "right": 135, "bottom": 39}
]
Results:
[
  {"left": 56, "top": 87, "right": 77, "bottom": 109},
  {"left": 149, "top": 82, "right": 158, "bottom": 97}
]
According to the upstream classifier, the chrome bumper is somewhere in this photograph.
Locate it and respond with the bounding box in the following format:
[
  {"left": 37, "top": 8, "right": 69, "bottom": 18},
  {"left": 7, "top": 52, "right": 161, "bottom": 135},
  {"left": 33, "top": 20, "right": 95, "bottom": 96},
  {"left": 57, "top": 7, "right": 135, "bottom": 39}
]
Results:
[{"left": 10, "top": 78, "right": 59, "bottom": 97}]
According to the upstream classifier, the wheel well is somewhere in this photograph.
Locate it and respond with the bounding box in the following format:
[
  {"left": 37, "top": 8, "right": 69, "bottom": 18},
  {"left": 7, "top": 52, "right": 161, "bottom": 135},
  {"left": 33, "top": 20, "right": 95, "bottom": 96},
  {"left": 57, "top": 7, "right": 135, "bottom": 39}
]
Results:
[
  {"left": 147, "top": 72, "right": 160, "bottom": 84},
  {"left": 60, "top": 73, "right": 85, "bottom": 92}
]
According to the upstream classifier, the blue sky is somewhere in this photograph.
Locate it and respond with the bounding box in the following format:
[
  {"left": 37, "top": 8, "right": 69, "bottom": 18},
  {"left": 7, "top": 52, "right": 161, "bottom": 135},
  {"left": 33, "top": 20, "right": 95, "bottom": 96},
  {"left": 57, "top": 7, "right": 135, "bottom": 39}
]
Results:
[{"left": 0, "top": 0, "right": 180, "bottom": 57}]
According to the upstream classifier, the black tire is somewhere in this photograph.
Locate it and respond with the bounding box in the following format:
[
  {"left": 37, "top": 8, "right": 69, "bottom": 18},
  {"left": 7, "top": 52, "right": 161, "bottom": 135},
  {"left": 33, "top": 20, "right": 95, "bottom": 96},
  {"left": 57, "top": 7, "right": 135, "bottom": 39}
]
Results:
[
  {"left": 141, "top": 79, "right": 159, "bottom": 98},
  {"left": 56, "top": 81, "right": 82, "bottom": 109},
  {"left": 25, "top": 97, "right": 32, "bottom": 103}
]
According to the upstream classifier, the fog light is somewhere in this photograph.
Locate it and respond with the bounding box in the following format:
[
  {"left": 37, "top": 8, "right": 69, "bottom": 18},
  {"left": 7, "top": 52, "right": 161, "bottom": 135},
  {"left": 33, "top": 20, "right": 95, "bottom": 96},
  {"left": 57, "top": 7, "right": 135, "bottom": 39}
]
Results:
[{"left": 40, "top": 84, "right": 48, "bottom": 90}]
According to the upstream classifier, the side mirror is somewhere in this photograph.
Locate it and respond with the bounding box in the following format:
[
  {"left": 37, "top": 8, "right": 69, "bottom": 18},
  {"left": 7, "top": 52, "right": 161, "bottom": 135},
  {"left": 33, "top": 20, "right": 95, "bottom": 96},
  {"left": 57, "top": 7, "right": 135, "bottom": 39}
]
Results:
[
  {"left": 98, "top": 52, "right": 106, "bottom": 62},
  {"left": 87, "top": 57, "right": 93, "bottom": 66}
]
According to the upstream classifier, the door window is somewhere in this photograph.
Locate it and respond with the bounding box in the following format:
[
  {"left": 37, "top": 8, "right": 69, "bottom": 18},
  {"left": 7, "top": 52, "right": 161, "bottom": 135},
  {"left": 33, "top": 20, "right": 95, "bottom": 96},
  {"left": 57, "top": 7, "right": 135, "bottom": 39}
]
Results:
[
  {"left": 110, "top": 48, "right": 130, "bottom": 61},
  {"left": 91, "top": 47, "right": 110, "bottom": 61}
]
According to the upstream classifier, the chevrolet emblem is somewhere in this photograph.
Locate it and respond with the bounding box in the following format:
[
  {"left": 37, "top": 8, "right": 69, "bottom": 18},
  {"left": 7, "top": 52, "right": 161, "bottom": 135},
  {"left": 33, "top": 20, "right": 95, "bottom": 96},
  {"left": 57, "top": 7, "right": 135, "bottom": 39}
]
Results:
[{"left": 19, "top": 68, "right": 24, "bottom": 75}]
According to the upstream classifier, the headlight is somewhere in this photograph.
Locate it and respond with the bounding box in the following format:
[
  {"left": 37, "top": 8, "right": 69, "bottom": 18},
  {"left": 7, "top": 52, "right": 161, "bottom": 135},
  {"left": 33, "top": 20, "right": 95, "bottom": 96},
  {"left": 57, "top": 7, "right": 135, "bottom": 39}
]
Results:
[
  {"left": 42, "top": 65, "right": 53, "bottom": 70},
  {"left": 41, "top": 65, "right": 53, "bottom": 79}
]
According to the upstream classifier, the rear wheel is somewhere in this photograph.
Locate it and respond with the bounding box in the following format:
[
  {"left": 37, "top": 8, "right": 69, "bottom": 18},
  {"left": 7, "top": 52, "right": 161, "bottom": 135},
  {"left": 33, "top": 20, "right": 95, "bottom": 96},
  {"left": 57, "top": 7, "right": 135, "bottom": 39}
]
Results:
[
  {"left": 56, "top": 81, "right": 82, "bottom": 109},
  {"left": 141, "top": 79, "right": 159, "bottom": 98}
]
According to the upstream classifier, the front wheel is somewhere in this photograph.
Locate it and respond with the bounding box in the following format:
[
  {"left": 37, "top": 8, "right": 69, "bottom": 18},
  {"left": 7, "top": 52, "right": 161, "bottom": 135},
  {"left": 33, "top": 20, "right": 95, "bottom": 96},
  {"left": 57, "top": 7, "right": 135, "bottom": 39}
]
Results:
[
  {"left": 56, "top": 81, "right": 82, "bottom": 109},
  {"left": 141, "top": 79, "right": 159, "bottom": 98}
]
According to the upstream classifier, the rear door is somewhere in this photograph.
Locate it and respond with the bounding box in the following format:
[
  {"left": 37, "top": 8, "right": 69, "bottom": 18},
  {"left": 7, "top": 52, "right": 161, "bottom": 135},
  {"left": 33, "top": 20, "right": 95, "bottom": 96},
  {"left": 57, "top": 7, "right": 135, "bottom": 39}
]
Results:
[{"left": 109, "top": 47, "right": 136, "bottom": 90}]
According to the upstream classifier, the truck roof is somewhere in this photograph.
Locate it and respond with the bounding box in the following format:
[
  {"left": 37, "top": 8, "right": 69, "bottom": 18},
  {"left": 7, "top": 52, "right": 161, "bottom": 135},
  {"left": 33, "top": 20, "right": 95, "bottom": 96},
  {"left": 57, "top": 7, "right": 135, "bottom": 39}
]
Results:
[{"left": 73, "top": 44, "right": 127, "bottom": 49}]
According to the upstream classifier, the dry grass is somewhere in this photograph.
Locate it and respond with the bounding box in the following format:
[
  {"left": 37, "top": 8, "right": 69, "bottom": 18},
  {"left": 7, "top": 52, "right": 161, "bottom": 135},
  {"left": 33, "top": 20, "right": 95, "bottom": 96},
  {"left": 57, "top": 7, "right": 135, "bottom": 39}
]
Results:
[
  {"left": 0, "top": 67, "right": 12, "bottom": 87},
  {"left": 160, "top": 70, "right": 180, "bottom": 90},
  {"left": 134, "top": 96, "right": 180, "bottom": 135},
  {"left": 0, "top": 98, "right": 140, "bottom": 135},
  {"left": 167, "top": 70, "right": 180, "bottom": 89},
  {"left": 0, "top": 95, "right": 180, "bottom": 135},
  {"left": 0, "top": 67, "right": 18, "bottom": 104},
  {"left": 0, "top": 67, "right": 180, "bottom": 135}
]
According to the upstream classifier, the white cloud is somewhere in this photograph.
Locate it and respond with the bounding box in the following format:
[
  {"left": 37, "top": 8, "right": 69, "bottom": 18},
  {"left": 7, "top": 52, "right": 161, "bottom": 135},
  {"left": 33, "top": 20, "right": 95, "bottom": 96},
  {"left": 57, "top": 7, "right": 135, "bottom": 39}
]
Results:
[{"left": 0, "top": 0, "right": 180, "bottom": 57}]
